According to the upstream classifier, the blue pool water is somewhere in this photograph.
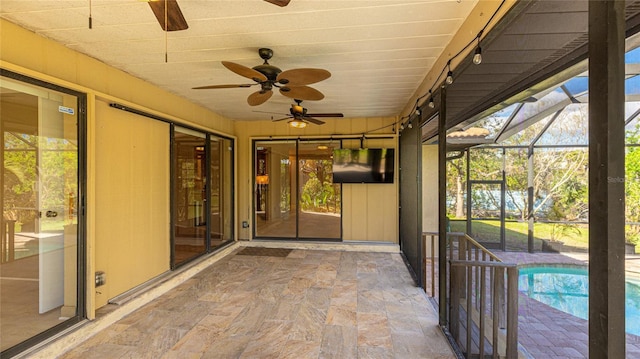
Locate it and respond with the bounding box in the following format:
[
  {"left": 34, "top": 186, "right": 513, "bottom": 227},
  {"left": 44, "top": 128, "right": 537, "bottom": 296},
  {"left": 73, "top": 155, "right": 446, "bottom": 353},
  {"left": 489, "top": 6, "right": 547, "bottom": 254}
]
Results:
[{"left": 518, "top": 266, "right": 640, "bottom": 336}]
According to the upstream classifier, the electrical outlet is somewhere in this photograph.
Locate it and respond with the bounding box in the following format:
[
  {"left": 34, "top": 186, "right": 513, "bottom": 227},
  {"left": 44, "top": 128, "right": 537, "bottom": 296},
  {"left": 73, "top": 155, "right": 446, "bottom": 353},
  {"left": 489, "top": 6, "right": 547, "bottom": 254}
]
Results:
[{"left": 95, "top": 271, "right": 106, "bottom": 287}]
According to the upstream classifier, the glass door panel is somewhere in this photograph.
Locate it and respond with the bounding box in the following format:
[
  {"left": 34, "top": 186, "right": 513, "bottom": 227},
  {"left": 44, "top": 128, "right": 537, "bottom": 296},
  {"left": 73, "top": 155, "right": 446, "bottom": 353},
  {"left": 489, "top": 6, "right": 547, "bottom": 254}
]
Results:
[
  {"left": 172, "top": 127, "right": 206, "bottom": 267},
  {"left": 209, "top": 137, "right": 233, "bottom": 249},
  {"left": 254, "top": 140, "right": 341, "bottom": 240},
  {"left": 254, "top": 141, "right": 297, "bottom": 238},
  {"left": 1, "top": 77, "right": 80, "bottom": 351},
  {"left": 469, "top": 181, "right": 505, "bottom": 249},
  {"left": 298, "top": 141, "right": 341, "bottom": 239}
]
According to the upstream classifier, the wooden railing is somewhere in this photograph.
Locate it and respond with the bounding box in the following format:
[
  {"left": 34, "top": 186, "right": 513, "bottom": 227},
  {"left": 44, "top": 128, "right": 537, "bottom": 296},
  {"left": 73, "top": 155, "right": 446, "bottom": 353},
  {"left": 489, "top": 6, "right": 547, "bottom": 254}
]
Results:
[
  {"left": 424, "top": 232, "right": 520, "bottom": 358},
  {"left": 422, "top": 231, "right": 438, "bottom": 297}
]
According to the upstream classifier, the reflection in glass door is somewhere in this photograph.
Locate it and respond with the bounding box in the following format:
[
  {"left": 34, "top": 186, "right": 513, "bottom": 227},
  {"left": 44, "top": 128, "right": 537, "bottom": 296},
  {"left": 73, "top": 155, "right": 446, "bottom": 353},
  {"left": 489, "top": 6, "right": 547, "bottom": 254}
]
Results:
[
  {"left": 254, "top": 140, "right": 341, "bottom": 240},
  {"left": 255, "top": 141, "right": 297, "bottom": 238},
  {"left": 1, "top": 75, "right": 82, "bottom": 353},
  {"left": 172, "top": 127, "right": 207, "bottom": 267},
  {"left": 209, "top": 137, "right": 233, "bottom": 248},
  {"left": 298, "top": 141, "right": 341, "bottom": 239}
]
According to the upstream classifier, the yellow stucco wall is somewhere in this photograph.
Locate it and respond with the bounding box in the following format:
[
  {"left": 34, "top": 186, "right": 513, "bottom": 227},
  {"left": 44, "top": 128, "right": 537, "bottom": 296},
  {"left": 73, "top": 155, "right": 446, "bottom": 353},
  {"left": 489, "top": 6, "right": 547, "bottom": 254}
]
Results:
[
  {"left": 422, "top": 144, "right": 439, "bottom": 234},
  {"left": 1, "top": 17, "right": 401, "bottom": 319},
  {"left": 93, "top": 100, "right": 171, "bottom": 308},
  {"left": 0, "top": 18, "right": 236, "bottom": 316},
  {"left": 234, "top": 118, "right": 399, "bottom": 243}
]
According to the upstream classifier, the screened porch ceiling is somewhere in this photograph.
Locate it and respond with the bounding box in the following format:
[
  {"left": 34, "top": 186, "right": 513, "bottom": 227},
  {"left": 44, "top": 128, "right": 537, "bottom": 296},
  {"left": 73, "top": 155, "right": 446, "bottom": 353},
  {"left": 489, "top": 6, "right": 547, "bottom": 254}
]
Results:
[
  {"left": 0, "top": 0, "right": 483, "bottom": 121},
  {"left": 421, "top": 0, "right": 640, "bottom": 144},
  {"left": 4, "top": 1, "right": 640, "bottom": 133},
  {"left": 440, "top": 34, "right": 640, "bottom": 150}
]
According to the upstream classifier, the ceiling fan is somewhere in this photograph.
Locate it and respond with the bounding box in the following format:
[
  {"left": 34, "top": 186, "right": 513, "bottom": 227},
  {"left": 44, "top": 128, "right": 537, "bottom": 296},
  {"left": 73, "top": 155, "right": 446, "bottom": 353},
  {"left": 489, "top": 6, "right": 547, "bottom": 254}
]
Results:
[
  {"left": 270, "top": 100, "right": 344, "bottom": 128},
  {"left": 192, "top": 48, "right": 331, "bottom": 106},
  {"left": 148, "top": 0, "right": 290, "bottom": 32}
]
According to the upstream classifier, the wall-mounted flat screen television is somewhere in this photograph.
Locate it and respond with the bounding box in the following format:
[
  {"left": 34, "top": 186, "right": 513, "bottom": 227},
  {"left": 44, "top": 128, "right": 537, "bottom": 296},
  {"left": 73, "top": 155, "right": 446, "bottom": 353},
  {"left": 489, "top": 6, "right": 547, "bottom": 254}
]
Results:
[{"left": 332, "top": 148, "right": 395, "bottom": 183}]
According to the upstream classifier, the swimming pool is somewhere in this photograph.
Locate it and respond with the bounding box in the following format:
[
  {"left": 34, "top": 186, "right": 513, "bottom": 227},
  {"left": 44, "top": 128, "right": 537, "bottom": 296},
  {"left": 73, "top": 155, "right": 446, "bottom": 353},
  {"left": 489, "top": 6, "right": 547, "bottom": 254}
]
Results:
[{"left": 518, "top": 265, "right": 640, "bottom": 336}]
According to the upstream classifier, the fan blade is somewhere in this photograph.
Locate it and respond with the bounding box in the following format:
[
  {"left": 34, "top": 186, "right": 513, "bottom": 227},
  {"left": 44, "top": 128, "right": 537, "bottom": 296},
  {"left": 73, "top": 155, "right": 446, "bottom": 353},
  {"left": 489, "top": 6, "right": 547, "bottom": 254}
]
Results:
[
  {"left": 277, "top": 68, "right": 331, "bottom": 86},
  {"left": 148, "top": 0, "right": 188, "bottom": 32},
  {"left": 273, "top": 116, "right": 293, "bottom": 122},
  {"left": 253, "top": 110, "right": 289, "bottom": 116},
  {"left": 192, "top": 84, "right": 254, "bottom": 89},
  {"left": 306, "top": 113, "right": 344, "bottom": 118},
  {"left": 280, "top": 86, "right": 324, "bottom": 101},
  {"left": 247, "top": 90, "right": 273, "bottom": 106},
  {"left": 303, "top": 117, "right": 325, "bottom": 125},
  {"left": 264, "top": 0, "right": 291, "bottom": 6},
  {"left": 222, "top": 61, "right": 268, "bottom": 82}
]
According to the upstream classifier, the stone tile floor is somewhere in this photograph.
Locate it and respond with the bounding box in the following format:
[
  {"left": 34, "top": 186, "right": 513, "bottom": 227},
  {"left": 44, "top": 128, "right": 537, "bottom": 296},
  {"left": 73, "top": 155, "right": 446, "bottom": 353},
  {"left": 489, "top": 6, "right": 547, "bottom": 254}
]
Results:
[
  {"left": 57, "top": 248, "right": 455, "bottom": 359},
  {"left": 497, "top": 251, "right": 640, "bottom": 359}
]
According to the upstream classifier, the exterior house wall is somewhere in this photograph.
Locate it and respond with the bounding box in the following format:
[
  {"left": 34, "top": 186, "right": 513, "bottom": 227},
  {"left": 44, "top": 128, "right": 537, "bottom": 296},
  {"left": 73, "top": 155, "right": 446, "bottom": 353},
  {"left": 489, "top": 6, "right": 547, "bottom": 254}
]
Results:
[
  {"left": 1, "top": 18, "right": 402, "bottom": 319},
  {"left": 234, "top": 118, "right": 399, "bottom": 243},
  {"left": 422, "top": 144, "right": 439, "bottom": 257},
  {"left": 422, "top": 144, "right": 439, "bottom": 233},
  {"left": 1, "top": 19, "right": 236, "bottom": 316}
]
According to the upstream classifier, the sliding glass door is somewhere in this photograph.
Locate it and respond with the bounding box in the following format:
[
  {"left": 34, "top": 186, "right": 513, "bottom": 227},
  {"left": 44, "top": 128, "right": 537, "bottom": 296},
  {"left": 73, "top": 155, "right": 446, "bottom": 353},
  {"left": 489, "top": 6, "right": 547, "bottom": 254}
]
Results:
[
  {"left": 172, "top": 127, "right": 207, "bottom": 267},
  {"left": 254, "top": 141, "right": 297, "bottom": 238},
  {"left": 209, "top": 137, "right": 233, "bottom": 248},
  {"left": 254, "top": 139, "right": 340, "bottom": 240},
  {"left": 297, "top": 141, "right": 341, "bottom": 239},
  {"left": 1, "top": 73, "right": 84, "bottom": 354},
  {"left": 172, "top": 127, "right": 234, "bottom": 268}
]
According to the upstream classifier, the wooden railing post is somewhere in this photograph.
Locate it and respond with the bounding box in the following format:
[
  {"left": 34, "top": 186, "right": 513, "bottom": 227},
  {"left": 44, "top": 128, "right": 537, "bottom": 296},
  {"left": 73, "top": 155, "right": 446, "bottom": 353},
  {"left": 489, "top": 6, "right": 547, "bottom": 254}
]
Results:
[
  {"left": 479, "top": 266, "right": 487, "bottom": 358},
  {"left": 506, "top": 266, "right": 519, "bottom": 358},
  {"left": 457, "top": 235, "right": 467, "bottom": 301},
  {"left": 492, "top": 266, "right": 499, "bottom": 358},
  {"left": 450, "top": 262, "right": 461, "bottom": 340},
  {"left": 458, "top": 234, "right": 467, "bottom": 260},
  {"left": 421, "top": 232, "right": 439, "bottom": 298},
  {"left": 422, "top": 233, "right": 428, "bottom": 293},
  {"left": 431, "top": 234, "right": 436, "bottom": 297},
  {"left": 495, "top": 266, "right": 506, "bottom": 329},
  {"left": 449, "top": 233, "right": 454, "bottom": 264}
]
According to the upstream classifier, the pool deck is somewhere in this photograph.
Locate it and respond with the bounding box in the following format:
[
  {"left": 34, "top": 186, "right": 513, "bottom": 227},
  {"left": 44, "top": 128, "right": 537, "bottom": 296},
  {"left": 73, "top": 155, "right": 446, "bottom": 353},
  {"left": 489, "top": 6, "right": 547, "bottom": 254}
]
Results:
[{"left": 495, "top": 251, "right": 640, "bottom": 359}]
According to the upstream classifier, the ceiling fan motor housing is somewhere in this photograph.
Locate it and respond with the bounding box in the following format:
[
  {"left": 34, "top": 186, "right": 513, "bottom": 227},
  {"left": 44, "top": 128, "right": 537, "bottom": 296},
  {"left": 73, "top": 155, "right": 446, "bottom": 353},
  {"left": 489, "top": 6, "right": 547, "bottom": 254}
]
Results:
[{"left": 252, "top": 64, "right": 282, "bottom": 81}]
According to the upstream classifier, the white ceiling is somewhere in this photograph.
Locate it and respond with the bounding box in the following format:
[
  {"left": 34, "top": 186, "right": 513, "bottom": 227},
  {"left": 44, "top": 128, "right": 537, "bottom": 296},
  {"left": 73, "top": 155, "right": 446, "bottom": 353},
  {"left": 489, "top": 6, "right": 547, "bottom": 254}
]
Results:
[{"left": 0, "top": 0, "right": 478, "bottom": 121}]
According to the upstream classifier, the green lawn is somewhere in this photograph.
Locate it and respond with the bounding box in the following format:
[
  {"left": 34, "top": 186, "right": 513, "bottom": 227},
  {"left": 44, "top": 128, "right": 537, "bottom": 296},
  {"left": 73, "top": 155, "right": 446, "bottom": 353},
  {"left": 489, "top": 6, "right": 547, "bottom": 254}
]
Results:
[{"left": 449, "top": 219, "right": 590, "bottom": 251}]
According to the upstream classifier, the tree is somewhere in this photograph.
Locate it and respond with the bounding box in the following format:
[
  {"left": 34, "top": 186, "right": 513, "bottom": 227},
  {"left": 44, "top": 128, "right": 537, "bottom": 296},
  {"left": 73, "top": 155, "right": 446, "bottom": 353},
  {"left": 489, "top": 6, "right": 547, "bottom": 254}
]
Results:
[
  {"left": 3, "top": 132, "right": 77, "bottom": 229},
  {"left": 532, "top": 147, "right": 588, "bottom": 221},
  {"left": 446, "top": 155, "right": 466, "bottom": 218},
  {"left": 299, "top": 158, "right": 339, "bottom": 213},
  {"left": 447, "top": 107, "right": 589, "bottom": 224}
]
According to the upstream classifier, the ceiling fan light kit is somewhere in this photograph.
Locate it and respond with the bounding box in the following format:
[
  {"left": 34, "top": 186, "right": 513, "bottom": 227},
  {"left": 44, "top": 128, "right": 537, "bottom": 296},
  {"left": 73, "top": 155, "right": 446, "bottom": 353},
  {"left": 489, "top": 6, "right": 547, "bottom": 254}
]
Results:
[
  {"left": 263, "top": 99, "right": 344, "bottom": 128},
  {"left": 289, "top": 119, "right": 307, "bottom": 128}
]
